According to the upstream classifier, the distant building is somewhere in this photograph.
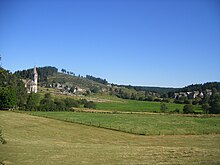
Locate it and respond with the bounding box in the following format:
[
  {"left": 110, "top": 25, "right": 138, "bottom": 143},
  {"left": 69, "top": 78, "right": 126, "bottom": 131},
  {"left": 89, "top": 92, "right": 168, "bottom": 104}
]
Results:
[
  {"left": 206, "top": 89, "right": 212, "bottom": 96},
  {"left": 24, "top": 66, "right": 38, "bottom": 93}
]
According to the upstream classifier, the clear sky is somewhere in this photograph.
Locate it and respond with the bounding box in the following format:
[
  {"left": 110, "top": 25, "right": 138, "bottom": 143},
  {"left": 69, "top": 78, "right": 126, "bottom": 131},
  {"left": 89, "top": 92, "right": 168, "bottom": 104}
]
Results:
[{"left": 0, "top": 0, "right": 220, "bottom": 87}]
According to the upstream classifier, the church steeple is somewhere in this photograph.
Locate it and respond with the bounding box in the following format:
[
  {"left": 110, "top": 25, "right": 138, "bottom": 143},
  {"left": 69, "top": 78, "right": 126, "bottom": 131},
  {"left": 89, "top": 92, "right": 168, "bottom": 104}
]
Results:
[
  {"left": 24, "top": 66, "right": 38, "bottom": 93},
  {"left": 33, "top": 66, "right": 38, "bottom": 93},
  {"left": 34, "top": 65, "right": 38, "bottom": 84}
]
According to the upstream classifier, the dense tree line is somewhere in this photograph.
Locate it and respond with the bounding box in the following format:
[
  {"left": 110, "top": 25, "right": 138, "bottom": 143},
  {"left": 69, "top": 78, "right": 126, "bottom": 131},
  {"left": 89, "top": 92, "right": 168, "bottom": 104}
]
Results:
[
  {"left": 179, "top": 82, "right": 220, "bottom": 92},
  {"left": 0, "top": 68, "right": 27, "bottom": 109},
  {"left": 61, "top": 68, "right": 75, "bottom": 76},
  {"left": 201, "top": 93, "right": 220, "bottom": 114},
  {"left": 25, "top": 93, "right": 96, "bottom": 111},
  {"left": 86, "top": 75, "right": 108, "bottom": 85},
  {"left": 115, "top": 84, "right": 178, "bottom": 96},
  {"left": 14, "top": 66, "right": 58, "bottom": 82}
]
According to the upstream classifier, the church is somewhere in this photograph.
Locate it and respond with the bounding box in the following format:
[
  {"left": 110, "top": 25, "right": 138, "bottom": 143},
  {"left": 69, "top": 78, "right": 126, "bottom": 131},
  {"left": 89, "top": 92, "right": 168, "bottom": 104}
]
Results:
[{"left": 24, "top": 66, "right": 38, "bottom": 93}]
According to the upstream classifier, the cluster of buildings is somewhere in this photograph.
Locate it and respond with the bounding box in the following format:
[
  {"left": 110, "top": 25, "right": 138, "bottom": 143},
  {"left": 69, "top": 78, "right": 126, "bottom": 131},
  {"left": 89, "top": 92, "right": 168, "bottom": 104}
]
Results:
[
  {"left": 50, "top": 83, "right": 85, "bottom": 93},
  {"left": 174, "top": 89, "right": 212, "bottom": 99}
]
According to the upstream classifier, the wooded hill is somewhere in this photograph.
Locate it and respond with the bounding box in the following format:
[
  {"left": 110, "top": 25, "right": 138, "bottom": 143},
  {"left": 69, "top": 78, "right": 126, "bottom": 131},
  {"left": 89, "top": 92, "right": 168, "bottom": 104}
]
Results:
[
  {"left": 14, "top": 66, "right": 220, "bottom": 99},
  {"left": 14, "top": 66, "right": 178, "bottom": 99},
  {"left": 180, "top": 82, "right": 220, "bottom": 92}
]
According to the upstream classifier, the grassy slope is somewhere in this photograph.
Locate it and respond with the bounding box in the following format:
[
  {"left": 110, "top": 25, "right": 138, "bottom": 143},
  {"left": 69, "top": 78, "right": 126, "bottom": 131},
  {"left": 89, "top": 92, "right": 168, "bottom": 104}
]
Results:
[
  {"left": 47, "top": 72, "right": 108, "bottom": 89},
  {"left": 30, "top": 111, "right": 220, "bottom": 135},
  {"left": 1, "top": 111, "right": 220, "bottom": 165}
]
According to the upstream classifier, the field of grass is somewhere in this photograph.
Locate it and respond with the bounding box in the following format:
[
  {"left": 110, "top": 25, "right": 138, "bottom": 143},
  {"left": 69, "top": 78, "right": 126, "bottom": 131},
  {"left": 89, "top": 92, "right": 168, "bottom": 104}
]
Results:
[
  {"left": 37, "top": 85, "right": 203, "bottom": 113},
  {"left": 29, "top": 111, "right": 220, "bottom": 136},
  {"left": 95, "top": 99, "right": 202, "bottom": 113},
  {"left": 1, "top": 111, "right": 220, "bottom": 164}
]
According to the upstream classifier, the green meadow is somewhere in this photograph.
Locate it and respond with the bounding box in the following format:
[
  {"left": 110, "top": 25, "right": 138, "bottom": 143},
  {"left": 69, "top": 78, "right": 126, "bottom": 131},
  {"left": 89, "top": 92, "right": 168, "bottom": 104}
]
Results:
[
  {"left": 95, "top": 99, "right": 202, "bottom": 112},
  {"left": 29, "top": 111, "right": 220, "bottom": 135},
  {"left": 1, "top": 111, "right": 220, "bottom": 165}
]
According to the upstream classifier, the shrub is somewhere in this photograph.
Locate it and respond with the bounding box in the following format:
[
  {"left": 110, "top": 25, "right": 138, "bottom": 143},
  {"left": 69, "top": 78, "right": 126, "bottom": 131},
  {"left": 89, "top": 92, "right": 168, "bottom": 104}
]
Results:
[
  {"left": 84, "top": 101, "right": 96, "bottom": 109},
  {"left": 160, "top": 103, "right": 168, "bottom": 113},
  {"left": 183, "top": 104, "right": 194, "bottom": 114},
  {"left": 64, "top": 98, "right": 80, "bottom": 108},
  {"left": 162, "top": 98, "right": 170, "bottom": 103},
  {"left": 0, "top": 129, "right": 7, "bottom": 144},
  {"left": 172, "top": 108, "right": 180, "bottom": 113}
]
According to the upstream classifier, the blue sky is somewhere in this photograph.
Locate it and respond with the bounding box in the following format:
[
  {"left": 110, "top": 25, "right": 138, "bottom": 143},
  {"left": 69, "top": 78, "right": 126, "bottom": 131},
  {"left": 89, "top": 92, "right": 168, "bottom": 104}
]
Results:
[{"left": 0, "top": 0, "right": 220, "bottom": 87}]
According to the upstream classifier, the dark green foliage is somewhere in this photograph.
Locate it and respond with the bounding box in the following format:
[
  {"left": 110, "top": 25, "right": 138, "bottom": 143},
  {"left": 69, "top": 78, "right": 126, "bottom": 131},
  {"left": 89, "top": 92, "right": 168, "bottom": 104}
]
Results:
[
  {"left": 15, "top": 80, "right": 28, "bottom": 109},
  {"left": 0, "top": 68, "right": 27, "bottom": 109},
  {"left": 24, "top": 92, "right": 96, "bottom": 111},
  {"left": 26, "top": 93, "right": 40, "bottom": 111},
  {"left": 209, "top": 94, "right": 220, "bottom": 114},
  {"left": 202, "top": 103, "right": 210, "bottom": 114},
  {"left": 64, "top": 98, "right": 80, "bottom": 108},
  {"left": 61, "top": 69, "right": 66, "bottom": 73},
  {"left": 14, "top": 66, "right": 58, "bottom": 82},
  {"left": 160, "top": 103, "right": 168, "bottom": 113},
  {"left": 174, "top": 96, "right": 190, "bottom": 104},
  {"left": 54, "top": 99, "right": 67, "bottom": 111},
  {"left": 84, "top": 101, "right": 96, "bottom": 109},
  {"left": 180, "top": 82, "right": 220, "bottom": 92},
  {"left": 86, "top": 75, "right": 108, "bottom": 85},
  {"left": 115, "top": 84, "right": 178, "bottom": 96},
  {"left": 0, "top": 86, "right": 17, "bottom": 109},
  {"left": 162, "top": 98, "right": 170, "bottom": 103},
  {"left": 39, "top": 93, "right": 55, "bottom": 111},
  {"left": 90, "top": 86, "right": 100, "bottom": 93},
  {"left": 183, "top": 104, "right": 194, "bottom": 114},
  {"left": 79, "top": 99, "right": 88, "bottom": 105},
  {"left": 172, "top": 108, "right": 180, "bottom": 113}
]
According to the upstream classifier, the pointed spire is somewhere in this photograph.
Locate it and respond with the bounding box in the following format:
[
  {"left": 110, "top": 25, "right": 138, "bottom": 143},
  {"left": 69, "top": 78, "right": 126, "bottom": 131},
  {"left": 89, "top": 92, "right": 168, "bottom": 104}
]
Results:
[{"left": 34, "top": 65, "right": 37, "bottom": 74}]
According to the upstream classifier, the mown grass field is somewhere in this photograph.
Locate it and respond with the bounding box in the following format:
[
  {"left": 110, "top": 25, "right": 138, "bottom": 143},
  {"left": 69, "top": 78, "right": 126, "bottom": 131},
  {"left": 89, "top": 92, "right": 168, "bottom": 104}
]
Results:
[
  {"left": 0, "top": 111, "right": 220, "bottom": 165},
  {"left": 95, "top": 99, "right": 202, "bottom": 113},
  {"left": 29, "top": 111, "right": 220, "bottom": 136}
]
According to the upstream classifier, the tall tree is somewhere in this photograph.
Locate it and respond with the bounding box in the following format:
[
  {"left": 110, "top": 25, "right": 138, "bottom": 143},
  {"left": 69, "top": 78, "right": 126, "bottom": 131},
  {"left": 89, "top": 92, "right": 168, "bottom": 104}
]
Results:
[
  {"left": 183, "top": 104, "right": 194, "bottom": 114},
  {"left": 209, "top": 94, "right": 220, "bottom": 114},
  {"left": 26, "top": 93, "right": 40, "bottom": 111},
  {"left": 0, "top": 86, "right": 17, "bottom": 109}
]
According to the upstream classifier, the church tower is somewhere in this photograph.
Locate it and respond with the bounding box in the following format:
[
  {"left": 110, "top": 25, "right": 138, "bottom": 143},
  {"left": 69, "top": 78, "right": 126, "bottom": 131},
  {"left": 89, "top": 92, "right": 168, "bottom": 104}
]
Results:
[{"left": 33, "top": 66, "right": 38, "bottom": 93}]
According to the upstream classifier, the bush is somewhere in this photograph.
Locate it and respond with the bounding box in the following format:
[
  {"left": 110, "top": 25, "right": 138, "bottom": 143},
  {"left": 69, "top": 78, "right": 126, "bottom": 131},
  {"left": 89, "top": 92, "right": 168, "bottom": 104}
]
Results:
[
  {"left": 64, "top": 98, "right": 80, "bottom": 108},
  {"left": 162, "top": 98, "right": 170, "bottom": 103},
  {"left": 84, "top": 101, "right": 96, "bottom": 109},
  {"left": 202, "top": 103, "right": 210, "bottom": 114},
  {"left": 183, "top": 104, "right": 194, "bottom": 114},
  {"left": 160, "top": 103, "right": 168, "bottom": 113},
  {"left": 172, "top": 108, "right": 180, "bottom": 113},
  {"left": 0, "top": 129, "right": 7, "bottom": 144},
  {"left": 54, "top": 99, "right": 67, "bottom": 111}
]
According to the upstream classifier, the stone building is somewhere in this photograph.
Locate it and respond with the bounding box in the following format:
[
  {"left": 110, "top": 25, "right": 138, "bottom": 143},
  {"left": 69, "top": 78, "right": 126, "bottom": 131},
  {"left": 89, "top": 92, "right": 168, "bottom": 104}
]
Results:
[{"left": 24, "top": 66, "right": 38, "bottom": 93}]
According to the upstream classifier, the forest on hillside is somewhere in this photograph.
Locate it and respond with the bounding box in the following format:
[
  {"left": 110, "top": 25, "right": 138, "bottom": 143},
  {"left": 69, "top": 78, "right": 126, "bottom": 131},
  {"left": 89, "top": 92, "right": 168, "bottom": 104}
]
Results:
[{"left": 14, "top": 66, "right": 58, "bottom": 82}]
